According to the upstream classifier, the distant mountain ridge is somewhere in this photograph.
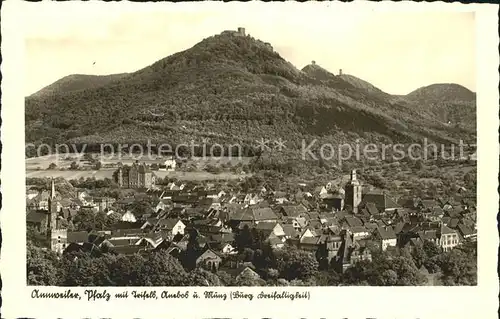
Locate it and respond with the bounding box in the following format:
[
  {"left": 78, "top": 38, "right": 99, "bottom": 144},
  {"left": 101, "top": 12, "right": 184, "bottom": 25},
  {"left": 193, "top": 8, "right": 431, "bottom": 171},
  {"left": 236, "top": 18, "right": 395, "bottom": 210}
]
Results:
[
  {"left": 405, "top": 83, "right": 476, "bottom": 103},
  {"left": 25, "top": 28, "right": 476, "bottom": 152},
  {"left": 30, "top": 73, "right": 129, "bottom": 98}
]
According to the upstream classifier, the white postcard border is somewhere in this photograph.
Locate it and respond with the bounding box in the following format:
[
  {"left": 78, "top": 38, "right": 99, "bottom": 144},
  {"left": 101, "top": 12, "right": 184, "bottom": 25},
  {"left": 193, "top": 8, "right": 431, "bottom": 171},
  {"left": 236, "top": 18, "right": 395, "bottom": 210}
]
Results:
[{"left": 1, "top": 1, "right": 499, "bottom": 319}]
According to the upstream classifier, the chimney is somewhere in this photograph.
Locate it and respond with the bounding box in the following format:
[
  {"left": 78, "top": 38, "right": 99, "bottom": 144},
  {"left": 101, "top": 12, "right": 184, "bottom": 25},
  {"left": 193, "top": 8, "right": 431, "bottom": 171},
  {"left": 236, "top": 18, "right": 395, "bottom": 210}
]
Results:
[
  {"left": 312, "top": 60, "right": 316, "bottom": 65},
  {"left": 339, "top": 69, "right": 343, "bottom": 76}
]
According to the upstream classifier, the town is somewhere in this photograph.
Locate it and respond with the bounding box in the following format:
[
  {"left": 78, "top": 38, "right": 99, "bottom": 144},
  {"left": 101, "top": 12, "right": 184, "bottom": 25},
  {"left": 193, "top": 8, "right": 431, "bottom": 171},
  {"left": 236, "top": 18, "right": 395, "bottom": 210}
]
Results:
[{"left": 26, "top": 157, "right": 477, "bottom": 286}]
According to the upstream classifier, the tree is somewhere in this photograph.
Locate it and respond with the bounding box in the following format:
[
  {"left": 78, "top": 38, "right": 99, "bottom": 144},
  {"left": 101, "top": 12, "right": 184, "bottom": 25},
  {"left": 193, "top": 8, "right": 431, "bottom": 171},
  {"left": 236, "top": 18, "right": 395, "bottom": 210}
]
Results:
[
  {"left": 48, "top": 162, "right": 57, "bottom": 170},
  {"left": 70, "top": 161, "right": 79, "bottom": 170},
  {"left": 411, "top": 244, "right": 427, "bottom": 268},
  {"left": 235, "top": 270, "right": 266, "bottom": 286},
  {"left": 180, "top": 229, "right": 202, "bottom": 271},
  {"left": 253, "top": 242, "right": 277, "bottom": 270},
  {"left": 422, "top": 240, "right": 441, "bottom": 259},
  {"left": 137, "top": 251, "right": 188, "bottom": 286},
  {"left": 276, "top": 247, "right": 319, "bottom": 281},
  {"left": 217, "top": 271, "right": 236, "bottom": 286},
  {"left": 94, "top": 161, "right": 102, "bottom": 170},
  {"left": 381, "top": 269, "right": 398, "bottom": 285},
  {"left": 187, "top": 268, "right": 222, "bottom": 286},
  {"left": 72, "top": 208, "right": 106, "bottom": 232},
  {"left": 62, "top": 252, "right": 112, "bottom": 286},
  {"left": 27, "top": 243, "right": 63, "bottom": 285},
  {"left": 107, "top": 253, "right": 145, "bottom": 286},
  {"left": 105, "top": 212, "right": 123, "bottom": 228},
  {"left": 439, "top": 247, "right": 477, "bottom": 285},
  {"left": 234, "top": 225, "right": 254, "bottom": 251}
]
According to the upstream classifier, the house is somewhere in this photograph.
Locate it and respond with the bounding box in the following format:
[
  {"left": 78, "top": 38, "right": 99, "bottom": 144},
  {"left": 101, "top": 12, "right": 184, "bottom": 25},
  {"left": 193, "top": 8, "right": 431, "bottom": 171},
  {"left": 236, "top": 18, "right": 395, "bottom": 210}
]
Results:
[
  {"left": 110, "top": 245, "right": 146, "bottom": 255},
  {"left": 297, "top": 228, "right": 320, "bottom": 251},
  {"left": 135, "top": 232, "right": 164, "bottom": 249},
  {"left": 121, "top": 211, "right": 137, "bottom": 223},
  {"left": 155, "top": 219, "right": 186, "bottom": 237},
  {"left": 115, "top": 162, "right": 155, "bottom": 189},
  {"left": 266, "top": 234, "right": 285, "bottom": 249},
  {"left": 362, "top": 191, "right": 400, "bottom": 213},
  {"left": 235, "top": 265, "right": 260, "bottom": 281},
  {"left": 457, "top": 223, "right": 477, "bottom": 242},
  {"left": 158, "top": 157, "right": 177, "bottom": 171},
  {"left": 331, "top": 230, "right": 371, "bottom": 273},
  {"left": 67, "top": 231, "right": 89, "bottom": 245},
  {"left": 140, "top": 217, "right": 159, "bottom": 230},
  {"left": 279, "top": 205, "right": 308, "bottom": 218},
  {"left": 254, "top": 222, "right": 286, "bottom": 238},
  {"left": 26, "top": 210, "right": 50, "bottom": 234},
  {"left": 282, "top": 216, "right": 307, "bottom": 232},
  {"left": 231, "top": 207, "right": 278, "bottom": 225},
  {"left": 61, "top": 208, "right": 78, "bottom": 221},
  {"left": 243, "top": 193, "right": 261, "bottom": 206},
  {"left": 155, "top": 199, "right": 172, "bottom": 213},
  {"left": 374, "top": 226, "right": 397, "bottom": 251},
  {"left": 196, "top": 248, "right": 223, "bottom": 272},
  {"left": 281, "top": 224, "right": 299, "bottom": 239},
  {"left": 314, "top": 186, "right": 328, "bottom": 198},
  {"left": 93, "top": 197, "right": 116, "bottom": 212},
  {"left": 26, "top": 189, "right": 39, "bottom": 200},
  {"left": 218, "top": 242, "right": 237, "bottom": 255},
  {"left": 417, "top": 229, "right": 440, "bottom": 247},
  {"left": 322, "top": 194, "right": 344, "bottom": 211},
  {"left": 418, "top": 199, "right": 440, "bottom": 211},
  {"left": 350, "top": 226, "right": 370, "bottom": 239},
  {"left": 439, "top": 224, "right": 459, "bottom": 252}
]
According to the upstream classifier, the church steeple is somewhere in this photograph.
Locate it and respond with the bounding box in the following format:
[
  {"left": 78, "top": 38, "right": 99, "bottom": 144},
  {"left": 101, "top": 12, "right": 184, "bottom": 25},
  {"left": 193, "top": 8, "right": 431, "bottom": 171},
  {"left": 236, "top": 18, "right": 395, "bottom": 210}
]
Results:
[
  {"left": 50, "top": 178, "right": 56, "bottom": 200},
  {"left": 345, "top": 169, "right": 362, "bottom": 213}
]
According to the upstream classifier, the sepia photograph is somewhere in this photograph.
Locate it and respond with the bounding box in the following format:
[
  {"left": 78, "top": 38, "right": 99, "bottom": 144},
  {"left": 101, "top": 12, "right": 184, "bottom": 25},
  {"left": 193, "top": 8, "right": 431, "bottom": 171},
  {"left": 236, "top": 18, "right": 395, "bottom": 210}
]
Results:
[{"left": 21, "top": 4, "right": 481, "bottom": 289}]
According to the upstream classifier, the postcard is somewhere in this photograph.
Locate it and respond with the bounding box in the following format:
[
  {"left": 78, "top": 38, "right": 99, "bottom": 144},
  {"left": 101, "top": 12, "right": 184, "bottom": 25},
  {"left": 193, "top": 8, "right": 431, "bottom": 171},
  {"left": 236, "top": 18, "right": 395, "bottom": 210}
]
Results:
[{"left": 1, "top": 1, "right": 498, "bottom": 318}]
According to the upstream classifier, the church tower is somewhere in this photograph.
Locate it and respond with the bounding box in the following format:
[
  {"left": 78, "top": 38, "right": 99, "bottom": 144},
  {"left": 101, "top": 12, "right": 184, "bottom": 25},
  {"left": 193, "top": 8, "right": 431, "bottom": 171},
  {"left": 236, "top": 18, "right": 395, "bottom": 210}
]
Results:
[
  {"left": 48, "top": 178, "right": 67, "bottom": 254},
  {"left": 48, "top": 178, "right": 58, "bottom": 230},
  {"left": 344, "top": 169, "right": 362, "bottom": 213}
]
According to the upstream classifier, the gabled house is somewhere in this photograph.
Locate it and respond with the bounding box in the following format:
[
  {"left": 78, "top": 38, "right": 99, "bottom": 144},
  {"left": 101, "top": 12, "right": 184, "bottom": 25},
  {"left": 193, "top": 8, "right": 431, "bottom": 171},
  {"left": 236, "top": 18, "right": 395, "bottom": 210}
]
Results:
[
  {"left": 374, "top": 226, "right": 397, "bottom": 251},
  {"left": 266, "top": 233, "right": 285, "bottom": 249},
  {"left": 230, "top": 207, "right": 278, "bottom": 225},
  {"left": 362, "top": 191, "right": 400, "bottom": 213},
  {"left": 196, "top": 248, "right": 222, "bottom": 272},
  {"left": 350, "top": 226, "right": 370, "bottom": 239},
  {"left": 155, "top": 219, "right": 186, "bottom": 238},
  {"left": 254, "top": 222, "right": 286, "bottom": 238},
  {"left": 279, "top": 204, "right": 308, "bottom": 218},
  {"left": 457, "top": 222, "right": 477, "bottom": 242},
  {"left": 135, "top": 232, "right": 164, "bottom": 249},
  {"left": 121, "top": 211, "right": 137, "bottom": 223},
  {"left": 314, "top": 186, "right": 328, "bottom": 198},
  {"left": 67, "top": 231, "right": 89, "bottom": 245},
  {"left": 322, "top": 194, "right": 344, "bottom": 211},
  {"left": 439, "top": 224, "right": 459, "bottom": 252}
]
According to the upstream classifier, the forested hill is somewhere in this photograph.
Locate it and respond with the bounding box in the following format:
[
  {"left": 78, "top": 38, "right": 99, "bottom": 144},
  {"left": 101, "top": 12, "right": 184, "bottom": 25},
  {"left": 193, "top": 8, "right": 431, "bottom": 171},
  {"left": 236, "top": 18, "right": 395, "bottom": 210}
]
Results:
[
  {"left": 394, "top": 83, "right": 476, "bottom": 132},
  {"left": 29, "top": 73, "right": 129, "bottom": 98},
  {"left": 25, "top": 30, "right": 476, "bottom": 151}
]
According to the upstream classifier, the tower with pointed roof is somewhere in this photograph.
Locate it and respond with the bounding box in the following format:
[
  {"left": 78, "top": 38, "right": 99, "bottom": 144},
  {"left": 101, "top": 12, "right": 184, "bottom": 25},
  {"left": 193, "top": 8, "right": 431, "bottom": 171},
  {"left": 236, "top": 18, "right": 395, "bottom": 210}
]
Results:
[
  {"left": 47, "top": 178, "right": 67, "bottom": 254},
  {"left": 48, "top": 178, "right": 58, "bottom": 231},
  {"left": 344, "top": 169, "right": 362, "bottom": 213}
]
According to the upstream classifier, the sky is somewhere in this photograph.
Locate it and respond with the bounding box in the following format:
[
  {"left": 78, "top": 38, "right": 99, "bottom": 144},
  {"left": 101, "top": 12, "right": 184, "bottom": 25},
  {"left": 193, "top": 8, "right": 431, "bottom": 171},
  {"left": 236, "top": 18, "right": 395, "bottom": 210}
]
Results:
[{"left": 24, "top": 2, "right": 476, "bottom": 96}]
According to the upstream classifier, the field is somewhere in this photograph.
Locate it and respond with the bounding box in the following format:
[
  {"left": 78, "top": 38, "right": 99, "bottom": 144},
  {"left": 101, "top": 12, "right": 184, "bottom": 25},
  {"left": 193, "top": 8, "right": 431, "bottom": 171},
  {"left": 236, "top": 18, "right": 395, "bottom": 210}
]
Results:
[
  {"left": 25, "top": 169, "right": 248, "bottom": 181},
  {"left": 26, "top": 153, "right": 253, "bottom": 170},
  {"left": 26, "top": 153, "right": 252, "bottom": 181}
]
